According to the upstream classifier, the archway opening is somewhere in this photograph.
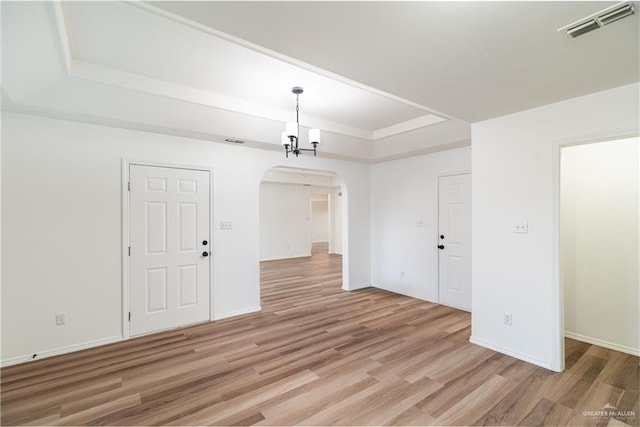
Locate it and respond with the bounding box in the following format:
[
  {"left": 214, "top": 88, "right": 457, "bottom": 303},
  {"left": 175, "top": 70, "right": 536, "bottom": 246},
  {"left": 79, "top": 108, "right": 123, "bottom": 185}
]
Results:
[{"left": 258, "top": 166, "right": 347, "bottom": 309}]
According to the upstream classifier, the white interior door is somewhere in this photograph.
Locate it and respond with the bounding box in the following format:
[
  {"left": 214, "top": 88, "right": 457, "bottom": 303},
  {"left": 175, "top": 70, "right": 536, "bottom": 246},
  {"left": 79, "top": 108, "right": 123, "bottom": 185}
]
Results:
[
  {"left": 129, "top": 164, "right": 210, "bottom": 336},
  {"left": 438, "top": 173, "right": 471, "bottom": 311}
]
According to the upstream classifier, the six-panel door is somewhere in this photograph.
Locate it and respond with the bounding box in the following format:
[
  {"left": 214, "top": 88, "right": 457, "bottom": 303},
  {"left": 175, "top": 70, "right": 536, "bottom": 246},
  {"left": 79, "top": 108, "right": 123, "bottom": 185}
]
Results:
[
  {"left": 438, "top": 173, "right": 472, "bottom": 312},
  {"left": 129, "top": 165, "right": 210, "bottom": 336}
]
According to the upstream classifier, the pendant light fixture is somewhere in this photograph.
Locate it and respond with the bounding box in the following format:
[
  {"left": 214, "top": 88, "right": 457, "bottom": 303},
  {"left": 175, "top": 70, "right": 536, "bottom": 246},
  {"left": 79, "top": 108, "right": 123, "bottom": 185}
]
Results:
[{"left": 281, "top": 87, "right": 321, "bottom": 157}]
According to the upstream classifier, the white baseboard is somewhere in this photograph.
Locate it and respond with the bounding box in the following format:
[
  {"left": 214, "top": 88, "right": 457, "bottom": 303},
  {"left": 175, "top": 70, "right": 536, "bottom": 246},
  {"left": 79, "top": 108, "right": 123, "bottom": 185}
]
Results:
[
  {"left": 342, "top": 283, "right": 371, "bottom": 291},
  {"left": 260, "top": 254, "right": 311, "bottom": 262},
  {"left": 371, "top": 283, "right": 436, "bottom": 303},
  {"left": 2, "top": 306, "right": 263, "bottom": 367},
  {"left": 469, "top": 335, "right": 552, "bottom": 371},
  {"left": 213, "top": 305, "right": 261, "bottom": 321},
  {"left": 1, "top": 335, "right": 123, "bottom": 368},
  {"left": 565, "top": 331, "right": 640, "bottom": 356}
]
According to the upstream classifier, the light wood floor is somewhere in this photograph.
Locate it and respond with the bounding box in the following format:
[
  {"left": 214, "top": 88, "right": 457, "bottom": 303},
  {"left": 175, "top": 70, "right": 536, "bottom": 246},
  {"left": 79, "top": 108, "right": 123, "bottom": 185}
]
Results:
[{"left": 1, "top": 244, "right": 638, "bottom": 426}]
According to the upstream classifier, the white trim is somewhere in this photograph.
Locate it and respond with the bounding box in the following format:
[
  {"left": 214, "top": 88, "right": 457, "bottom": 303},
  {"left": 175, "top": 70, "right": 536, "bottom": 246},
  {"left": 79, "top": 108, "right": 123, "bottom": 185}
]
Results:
[
  {"left": 121, "top": 159, "right": 130, "bottom": 339},
  {"left": 328, "top": 191, "right": 334, "bottom": 255},
  {"left": 260, "top": 254, "right": 312, "bottom": 262},
  {"left": 565, "top": 332, "right": 640, "bottom": 357},
  {"left": 371, "top": 283, "right": 436, "bottom": 303},
  {"left": 343, "top": 283, "right": 371, "bottom": 292},
  {"left": 340, "top": 183, "right": 350, "bottom": 290},
  {"left": 122, "top": 158, "right": 216, "bottom": 339},
  {"left": 213, "top": 306, "right": 261, "bottom": 321},
  {"left": 470, "top": 335, "right": 552, "bottom": 370},
  {"left": 550, "top": 128, "right": 640, "bottom": 372},
  {"left": 1, "top": 336, "right": 122, "bottom": 368},
  {"left": 550, "top": 141, "right": 564, "bottom": 372},
  {"left": 51, "top": 1, "right": 72, "bottom": 75},
  {"left": 373, "top": 114, "right": 447, "bottom": 140},
  {"left": 208, "top": 168, "right": 215, "bottom": 322},
  {"left": 437, "top": 170, "right": 472, "bottom": 178}
]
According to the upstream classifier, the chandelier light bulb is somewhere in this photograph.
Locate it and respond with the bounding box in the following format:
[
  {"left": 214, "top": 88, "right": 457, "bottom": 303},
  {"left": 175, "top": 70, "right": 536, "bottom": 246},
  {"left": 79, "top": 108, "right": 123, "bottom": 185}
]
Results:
[
  {"left": 285, "top": 122, "right": 298, "bottom": 140},
  {"left": 308, "top": 128, "right": 321, "bottom": 146}
]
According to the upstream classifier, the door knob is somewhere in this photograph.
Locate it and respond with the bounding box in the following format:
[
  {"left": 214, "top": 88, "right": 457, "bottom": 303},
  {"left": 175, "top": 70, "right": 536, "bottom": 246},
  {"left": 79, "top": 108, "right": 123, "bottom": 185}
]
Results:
[
  {"left": 202, "top": 251, "right": 209, "bottom": 257},
  {"left": 438, "top": 245, "right": 445, "bottom": 249}
]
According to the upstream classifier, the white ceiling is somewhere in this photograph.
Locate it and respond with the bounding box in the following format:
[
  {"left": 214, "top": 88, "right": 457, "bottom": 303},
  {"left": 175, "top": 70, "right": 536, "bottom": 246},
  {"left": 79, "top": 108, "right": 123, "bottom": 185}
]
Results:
[
  {"left": 1, "top": 1, "right": 638, "bottom": 162},
  {"left": 153, "top": 1, "right": 640, "bottom": 122},
  {"left": 62, "top": 1, "right": 445, "bottom": 139}
]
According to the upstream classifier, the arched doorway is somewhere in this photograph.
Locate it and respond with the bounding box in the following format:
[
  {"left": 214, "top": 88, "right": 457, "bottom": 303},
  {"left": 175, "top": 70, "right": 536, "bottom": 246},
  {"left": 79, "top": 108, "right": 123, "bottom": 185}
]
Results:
[{"left": 258, "top": 166, "right": 347, "bottom": 304}]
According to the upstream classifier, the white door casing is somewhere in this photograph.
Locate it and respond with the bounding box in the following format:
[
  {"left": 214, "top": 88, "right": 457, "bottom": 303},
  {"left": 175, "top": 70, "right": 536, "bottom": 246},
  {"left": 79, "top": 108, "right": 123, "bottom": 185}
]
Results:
[
  {"left": 129, "top": 164, "right": 210, "bottom": 336},
  {"left": 438, "top": 173, "right": 472, "bottom": 311}
]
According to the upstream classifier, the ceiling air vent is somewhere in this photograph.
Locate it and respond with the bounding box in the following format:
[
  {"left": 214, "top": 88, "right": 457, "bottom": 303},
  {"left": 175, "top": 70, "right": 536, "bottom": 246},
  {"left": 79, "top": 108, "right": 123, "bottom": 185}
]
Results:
[
  {"left": 600, "top": 3, "right": 635, "bottom": 25},
  {"left": 224, "top": 138, "right": 246, "bottom": 144},
  {"left": 559, "top": 2, "right": 636, "bottom": 38},
  {"left": 566, "top": 19, "right": 601, "bottom": 38}
]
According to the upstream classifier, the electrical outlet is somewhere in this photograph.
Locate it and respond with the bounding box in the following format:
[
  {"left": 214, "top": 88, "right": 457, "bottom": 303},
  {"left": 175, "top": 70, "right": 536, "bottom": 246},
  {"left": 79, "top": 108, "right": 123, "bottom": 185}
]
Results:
[
  {"left": 55, "top": 312, "right": 66, "bottom": 325},
  {"left": 220, "top": 221, "right": 233, "bottom": 230},
  {"left": 513, "top": 221, "right": 528, "bottom": 233},
  {"left": 503, "top": 313, "right": 512, "bottom": 326}
]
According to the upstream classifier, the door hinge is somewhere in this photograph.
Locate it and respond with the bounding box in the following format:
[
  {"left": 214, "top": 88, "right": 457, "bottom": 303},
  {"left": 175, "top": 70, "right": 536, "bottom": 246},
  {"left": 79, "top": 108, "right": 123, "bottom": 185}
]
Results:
[
  {"left": 128, "top": 181, "right": 131, "bottom": 191},
  {"left": 128, "top": 246, "right": 131, "bottom": 256},
  {"left": 128, "top": 312, "right": 131, "bottom": 322}
]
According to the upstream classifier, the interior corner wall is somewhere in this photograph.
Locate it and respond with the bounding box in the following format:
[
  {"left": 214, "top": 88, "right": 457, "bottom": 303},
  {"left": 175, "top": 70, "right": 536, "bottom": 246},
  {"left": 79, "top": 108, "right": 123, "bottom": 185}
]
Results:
[
  {"left": 562, "top": 137, "right": 639, "bottom": 355},
  {"left": 1, "top": 112, "right": 371, "bottom": 365},
  {"left": 471, "top": 82, "right": 640, "bottom": 369},
  {"left": 370, "top": 146, "right": 471, "bottom": 301}
]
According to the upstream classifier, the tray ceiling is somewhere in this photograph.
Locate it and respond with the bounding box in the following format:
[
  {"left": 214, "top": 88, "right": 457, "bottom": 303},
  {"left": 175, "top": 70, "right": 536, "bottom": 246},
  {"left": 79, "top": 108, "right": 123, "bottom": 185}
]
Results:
[{"left": 2, "top": 1, "right": 638, "bottom": 162}]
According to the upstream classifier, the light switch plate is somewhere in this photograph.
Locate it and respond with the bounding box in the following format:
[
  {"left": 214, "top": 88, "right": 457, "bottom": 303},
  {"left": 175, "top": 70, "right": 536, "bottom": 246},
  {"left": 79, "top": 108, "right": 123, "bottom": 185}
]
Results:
[
  {"left": 503, "top": 313, "right": 512, "bottom": 326},
  {"left": 55, "top": 312, "right": 66, "bottom": 325}
]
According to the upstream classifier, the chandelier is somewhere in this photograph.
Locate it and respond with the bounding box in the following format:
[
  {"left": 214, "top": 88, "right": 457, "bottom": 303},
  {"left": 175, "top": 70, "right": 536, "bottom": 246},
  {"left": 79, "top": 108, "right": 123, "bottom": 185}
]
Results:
[{"left": 281, "top": 87, "right": 321, "bottom": 157}]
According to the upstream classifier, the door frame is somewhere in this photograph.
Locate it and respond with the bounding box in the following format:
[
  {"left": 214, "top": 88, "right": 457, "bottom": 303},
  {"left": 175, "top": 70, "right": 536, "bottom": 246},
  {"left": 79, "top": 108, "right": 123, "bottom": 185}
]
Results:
[
  {"left": 121, "top": 159, "right": 215, "bottom": 339},
  {"left": 436, "top": 170, "right": 471, "bottom": 306},
  {"left": 550, "top": 129, "right": 638, "bottom": 372}
]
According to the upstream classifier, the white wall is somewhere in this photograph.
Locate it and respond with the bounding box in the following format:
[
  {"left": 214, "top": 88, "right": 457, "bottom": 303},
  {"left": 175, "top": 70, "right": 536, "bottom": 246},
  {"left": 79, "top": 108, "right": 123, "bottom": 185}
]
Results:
[
  {"left": 472, "top": 83, "right": 639, "bottom": 370},
  {"left": 259, "top": 182, "right": 311, "bottom": 260},
  {"left": 370, "top": 147, "right": 471, "bottom": 301},
  {"left": 311, "top": 200, "right": 329, "bottom": 243},
  {"left": 1, "top": 112, "right": 371, "bottom": 364},
  {"left": 562, "top": 137, "right": 639, "bottom": 355},
  {"left": 329, "top": 188, "right": 343, "bottom": 255},
  {"left": 259, "top": 184, "right": 333, "bottom": 260}
]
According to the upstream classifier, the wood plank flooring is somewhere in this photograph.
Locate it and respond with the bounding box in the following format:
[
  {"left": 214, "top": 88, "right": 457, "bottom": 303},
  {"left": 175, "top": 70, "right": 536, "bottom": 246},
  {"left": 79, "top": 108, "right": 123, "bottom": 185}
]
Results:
[{"left": 1, "top": 244, "right": 638, "bottom": 426}]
